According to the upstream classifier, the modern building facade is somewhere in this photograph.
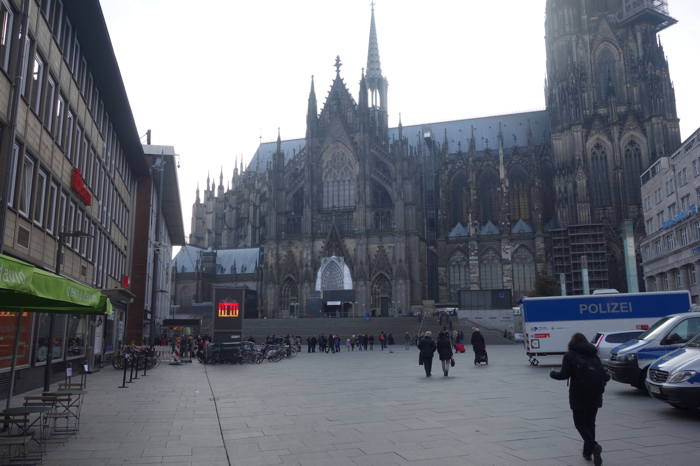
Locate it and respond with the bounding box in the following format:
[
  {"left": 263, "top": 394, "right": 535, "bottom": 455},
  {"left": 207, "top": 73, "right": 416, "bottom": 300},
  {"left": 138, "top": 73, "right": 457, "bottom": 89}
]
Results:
[
  {"left": 126, "top": 144, "right": 185, "bottom": 345},
  {"left": 640, "top": 127, "right": 700, "bottom": 303},
  {"left": 187, "top": 1, "right": 683, "bottom": 316},
  {"left": 0, "top": 0, "right": 147, "bottom": 393}
]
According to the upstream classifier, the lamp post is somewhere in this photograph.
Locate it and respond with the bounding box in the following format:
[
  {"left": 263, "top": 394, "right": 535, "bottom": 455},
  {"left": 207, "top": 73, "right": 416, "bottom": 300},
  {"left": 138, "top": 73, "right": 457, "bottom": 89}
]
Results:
[{"left": 43, "top": 230, "right": 91, "bottom": 392}]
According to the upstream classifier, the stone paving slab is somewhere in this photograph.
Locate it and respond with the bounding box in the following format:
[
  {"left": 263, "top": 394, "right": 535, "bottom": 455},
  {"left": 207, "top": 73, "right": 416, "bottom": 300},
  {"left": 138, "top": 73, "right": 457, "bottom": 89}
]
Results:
[{"left": 29, "top": 345, "right": 700, "bottom": 465}]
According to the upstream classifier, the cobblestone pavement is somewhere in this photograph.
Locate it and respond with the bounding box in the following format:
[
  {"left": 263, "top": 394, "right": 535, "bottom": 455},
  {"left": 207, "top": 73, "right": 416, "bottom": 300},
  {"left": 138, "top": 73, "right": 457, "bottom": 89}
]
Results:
[{"left": 40, "top": 345, "right": 700, "bottom": 466}]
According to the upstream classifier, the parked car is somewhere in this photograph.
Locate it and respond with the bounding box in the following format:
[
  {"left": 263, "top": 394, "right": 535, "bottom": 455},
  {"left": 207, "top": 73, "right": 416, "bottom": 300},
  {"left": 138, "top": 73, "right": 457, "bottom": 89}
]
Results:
[
  {"left": 605, "top": 312, "right": 700, "bottom": 389},
  {"left": 591, "top": 330, "right": 644, "bottom": 361},
  {"left": 645, "top": 333, "right": 700, "bottom": 410}
]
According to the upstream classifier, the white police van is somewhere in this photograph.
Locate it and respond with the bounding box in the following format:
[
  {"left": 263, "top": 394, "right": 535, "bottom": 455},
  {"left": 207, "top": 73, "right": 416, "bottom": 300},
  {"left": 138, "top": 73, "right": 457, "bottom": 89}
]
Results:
[
  {"left": 606, "top": 311, "right": 700, "bottom": 390},
  {"left": 521, "top": 291, "right": 690, "bottom": 366},
  {"left": 645, "top": 333, "right": 700, "bottom": 410}
]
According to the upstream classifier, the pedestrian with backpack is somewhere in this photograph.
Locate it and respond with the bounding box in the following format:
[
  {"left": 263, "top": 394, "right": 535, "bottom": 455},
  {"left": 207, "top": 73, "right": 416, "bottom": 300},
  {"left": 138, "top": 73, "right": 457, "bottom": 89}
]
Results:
[{"left": 550, "top": 333, "right": 610, "bottom": 466}]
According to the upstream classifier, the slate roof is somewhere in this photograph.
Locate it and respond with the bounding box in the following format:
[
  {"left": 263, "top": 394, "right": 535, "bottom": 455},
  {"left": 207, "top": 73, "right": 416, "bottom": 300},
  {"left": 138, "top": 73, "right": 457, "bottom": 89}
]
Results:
[
  {"left": 246, "top": 110, "right": 550, "bottom": 173},
  {"left": 511, "top": 219, "right": 534, "bottom": 234},
  {"left": 448, "top": 222, "right": 469, "bottom": 239},
  {"left": 172, "top": 246, "right": 260, "bottom": 274},
  {"left": 480, "top": 221, "right": 500, "bottom": 235}
]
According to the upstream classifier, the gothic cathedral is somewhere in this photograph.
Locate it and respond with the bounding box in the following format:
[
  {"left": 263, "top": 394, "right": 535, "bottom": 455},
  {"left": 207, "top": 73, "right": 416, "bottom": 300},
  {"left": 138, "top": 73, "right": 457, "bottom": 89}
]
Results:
[{"left": 188, "top": 1, "right": 681, "bottom": 316}]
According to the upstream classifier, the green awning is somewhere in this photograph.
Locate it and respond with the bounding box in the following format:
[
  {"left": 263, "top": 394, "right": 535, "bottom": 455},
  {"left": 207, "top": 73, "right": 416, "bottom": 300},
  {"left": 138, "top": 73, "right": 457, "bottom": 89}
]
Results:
[{"left": 0, "top": 254, "right": 112, "bottom": 315}]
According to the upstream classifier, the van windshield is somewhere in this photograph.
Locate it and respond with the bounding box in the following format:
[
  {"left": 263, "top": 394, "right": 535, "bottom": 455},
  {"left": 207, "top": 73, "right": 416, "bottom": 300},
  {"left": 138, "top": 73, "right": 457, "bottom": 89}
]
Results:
[
  {"left": 686, "top": 334, "right": 700, "bottom": 348},
  {"left": 637, "top": 316, "right": 675, "bottom": 341}
]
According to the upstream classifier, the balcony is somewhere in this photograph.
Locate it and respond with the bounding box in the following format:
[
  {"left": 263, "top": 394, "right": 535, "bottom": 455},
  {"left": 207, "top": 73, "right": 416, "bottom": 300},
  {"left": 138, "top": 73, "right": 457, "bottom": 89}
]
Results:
[{"left": 619, "top": 0, "right": 677, "bottom": 31}]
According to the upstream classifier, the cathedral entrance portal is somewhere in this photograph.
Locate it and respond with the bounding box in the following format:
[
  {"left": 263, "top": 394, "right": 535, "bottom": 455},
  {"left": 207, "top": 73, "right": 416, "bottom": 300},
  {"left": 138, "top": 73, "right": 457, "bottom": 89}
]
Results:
[{"left": 315, "top": 257, "right": 354, "bottom": 317}]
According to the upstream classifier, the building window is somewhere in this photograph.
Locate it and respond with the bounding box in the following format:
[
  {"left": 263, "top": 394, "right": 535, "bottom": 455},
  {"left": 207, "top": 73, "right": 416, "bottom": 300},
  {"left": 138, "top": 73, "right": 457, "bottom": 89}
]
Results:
[
  {"left": 33, "top": 169, "right": 47, "bottom": 226},
  {"left": 662, "top": 274, "right": 669, "bottom": 291},
  {"left": 668, "top": 203, "right": 676, "bottom": 218},
  {"left": 665, "top": 233, "right": 675, "bottom": 250},
  {"left": 679, "top": 227, "right": 689, "bottom": 247},
  {"left": 64, "top": 110, "right": 73, "bottom": 159},
  {"left": 646, "top": 218, "right": 653, "bottom": 235},
  {"left": 590, "top": 143, "right": 611, "bottom": 207},
  {"left": 44, "top": 76, "right": 56, "bottom": 131},
  {"left": 479, "top": 249, "right": 503, "bottom": 290},
  {"left": 690, "top": 265, "right": 697, "bottom": 286},
  {"left": 512, "top": 247, "right": 536, "bottom": 297},
  {"left": 55, "top": 94, "right": 64, "bottom": 146},
  {"left": 666, "top": 178, "right": 675, "bottom": 196},
  {"left": 62, "top": 17, "right": 72, "bottom": 64},
  {"left": 7, "top": 143, "right": 19, "bottom": 206},
  {"left": 279, "top": 278, "right": 298, "bottom": 315},
  {"left": 448, "top": 252, "right": 469, "bottom": 302},
  {"left": 74, "top": 209, "right": 82, "bottom": 252},
  {"left": 74, "top": 125, "right": 82, "bottom": 168},
  {"left": 675, "top": 270, "right": 682, "bottom": 289},
  {"left": 46, "top": 182, "right": 57, "bottom": 234},
  {"left": 57, "top": 192, "right": 66, "bottom": 234},
  {"left": 29, "top": 52, "right": 45, "bottom": 114},
  {"left": 66, "top": 201, "right": 75, "bottom": 247},
  {"left": 17, "top": 154, "right": 35, "bottom": 217},
  {"left": 0, "top": 0, "right": 14, "bottom": 73},
  {"left": 20, "top": 36, "right": 32, "bottom": 98},
  {"left": 623, "top": 141, "right": 643, "bottom": 204}
]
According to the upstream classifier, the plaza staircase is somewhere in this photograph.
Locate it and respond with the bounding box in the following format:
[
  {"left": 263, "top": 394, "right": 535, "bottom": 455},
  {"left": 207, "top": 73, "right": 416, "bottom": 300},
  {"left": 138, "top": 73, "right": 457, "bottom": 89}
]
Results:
[{"left": 243, "top": 316, "right": 513, "bottom": 345}]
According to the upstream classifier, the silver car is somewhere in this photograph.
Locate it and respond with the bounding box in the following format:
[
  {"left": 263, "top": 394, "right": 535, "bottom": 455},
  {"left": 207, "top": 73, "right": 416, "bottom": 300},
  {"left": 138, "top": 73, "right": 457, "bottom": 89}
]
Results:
[{"left": 592, "top": 330, "right": 644, "bottom": 361}]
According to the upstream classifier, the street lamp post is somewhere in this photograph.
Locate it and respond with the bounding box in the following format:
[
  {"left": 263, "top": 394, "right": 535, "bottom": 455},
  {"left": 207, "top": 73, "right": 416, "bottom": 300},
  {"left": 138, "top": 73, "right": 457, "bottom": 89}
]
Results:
[{"left": 43, "top": 230, "right": 91, "bottom": 392}]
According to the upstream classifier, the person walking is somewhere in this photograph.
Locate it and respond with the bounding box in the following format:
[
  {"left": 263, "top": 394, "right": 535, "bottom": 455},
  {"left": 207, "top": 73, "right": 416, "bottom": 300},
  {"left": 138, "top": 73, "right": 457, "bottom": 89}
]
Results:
[
  {"left": 379, "top": 332, "right": 386, "bottom": 350},
  {"left": 417, "top": 331, "right": 437, "bottom": 377},
  {"left": 404, "top": 332, "right": 412, "bottom": 350},
  {"left": 550, "top": 333, "right": 609, "bottom": 466},
  {"left": 470, "top": 327, "right": 486, "bottom": 364},
  {"left": 369, "top": 334, "right": 375, "bottom": 350},
  {"left": 437, "top": 331, "right": 453, "bottom": 377}
]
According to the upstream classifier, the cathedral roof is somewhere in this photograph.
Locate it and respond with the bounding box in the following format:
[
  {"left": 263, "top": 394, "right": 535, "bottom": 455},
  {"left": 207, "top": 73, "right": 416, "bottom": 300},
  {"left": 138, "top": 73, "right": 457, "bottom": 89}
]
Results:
[
  {"left": 448, "top": 222, "right": 469, "bottom": 239},
  {"left": 172, "top": 246, "right": 260, "bottom": 274},
  {"left": 391, "top": 110, "right": 550, "bottom": 155},
  {"left": 246, "top": 110, "right": 550, "bottom": 173}
]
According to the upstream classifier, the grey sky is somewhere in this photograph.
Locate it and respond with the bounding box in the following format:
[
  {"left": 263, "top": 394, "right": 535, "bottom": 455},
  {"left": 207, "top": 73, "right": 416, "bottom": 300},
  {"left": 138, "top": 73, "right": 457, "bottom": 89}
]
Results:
[{"left": 99, "top": 0, "right": 700, "bottom": 240}]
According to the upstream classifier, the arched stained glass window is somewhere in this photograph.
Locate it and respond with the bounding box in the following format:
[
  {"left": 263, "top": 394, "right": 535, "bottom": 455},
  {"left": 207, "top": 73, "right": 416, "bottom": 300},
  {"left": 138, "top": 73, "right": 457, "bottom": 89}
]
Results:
[
  {"left": 323, "top": 150, "right": 356, "bottom": 209},
  {"left": 512, "top": 247, "right": 536, "bottom": 298},
  {"left": 478, "top": 171, "right": 500, "bottom": 222},
  {"left": 590, "top": 142, "right": 611, "bottom": 207},
  {"left": 450, "top": 174, "right": 468, "bottom": 227},
  {"left": 479, "top": 249, "right": 503, "bottom": 290},
  {"left": 509, "top": 168, "right": 531, "bottom": 222},
  {"left": 321, "top": 260, "right": 344, "bottom": 291},
  {"left": 623, "top": 140, "right": 643, "bottom": 204},
  {"left": 448, "top": 252, "right": 469, "bottom": 301},
  {"left": 596, "top": 46, "right": 620, "bottom": 103},
  {"left": 279, "top": 278, "right": 298, "bottom": 314}
]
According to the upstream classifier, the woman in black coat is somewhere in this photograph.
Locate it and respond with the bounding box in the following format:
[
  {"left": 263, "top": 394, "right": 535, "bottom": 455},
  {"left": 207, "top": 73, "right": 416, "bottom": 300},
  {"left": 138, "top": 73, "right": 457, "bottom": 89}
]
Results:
[
  {"left": 417, "top": 331, "right": 437, "bottom": 377},
  {"left": 470, "top": 328, "right": 486, "bottom": 363},
  {"left": 550, "top": 333, "right": 609, "bottom": 465},
  {"left": 436, "top": 331, "right": 453, "bottom": 377}
]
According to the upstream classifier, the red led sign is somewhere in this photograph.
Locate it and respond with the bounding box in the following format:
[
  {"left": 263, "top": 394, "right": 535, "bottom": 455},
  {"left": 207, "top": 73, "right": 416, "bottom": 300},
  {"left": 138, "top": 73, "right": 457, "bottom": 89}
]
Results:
[
  {"left": 217, "top": 302, "right": 240, "bottom": 318},
  {"left": 71, "top": 168, "right": 92, "bottom": 206}
]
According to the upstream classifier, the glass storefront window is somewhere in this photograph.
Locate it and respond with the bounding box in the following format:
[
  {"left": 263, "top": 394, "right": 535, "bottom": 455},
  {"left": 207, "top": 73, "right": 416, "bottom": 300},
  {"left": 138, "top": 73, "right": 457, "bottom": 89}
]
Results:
[
  {"left": 33, "top": 314, "right": 66, "bottom": 363},
  {"left": 66, "top": 315, "right": 87, "bottom": 358},
  {"left": 0, "top": 312, "right": 32, "bottom": 370},
  {"left": 103, "top": 315, "right": 114, "bottom": 353}
]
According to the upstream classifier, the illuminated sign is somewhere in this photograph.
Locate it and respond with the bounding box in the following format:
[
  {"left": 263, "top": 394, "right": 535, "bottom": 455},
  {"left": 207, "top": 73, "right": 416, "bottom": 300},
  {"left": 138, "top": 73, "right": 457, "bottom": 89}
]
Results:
[
  {"left": 71, "top": 168, "right": 92, "bottom": 206},
  {"left": 217, "top": 302, "right": 240, "bottom": 318}
]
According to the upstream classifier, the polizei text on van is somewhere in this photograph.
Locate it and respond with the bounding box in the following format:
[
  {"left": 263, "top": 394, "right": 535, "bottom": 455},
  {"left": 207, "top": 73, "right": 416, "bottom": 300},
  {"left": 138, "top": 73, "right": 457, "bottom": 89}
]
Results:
[{"left": 579, "top": 302, "right": 633, "bottom": 314}]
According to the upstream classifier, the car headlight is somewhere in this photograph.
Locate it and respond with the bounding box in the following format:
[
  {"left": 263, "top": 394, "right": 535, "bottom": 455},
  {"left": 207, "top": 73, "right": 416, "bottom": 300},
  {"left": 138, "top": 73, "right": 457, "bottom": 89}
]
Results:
[
  {"left": 619, "top": 353, "right": 637, "bottom": 362},
  {"left": 667, "top": 370, "right": 697, "bottom": 384}
]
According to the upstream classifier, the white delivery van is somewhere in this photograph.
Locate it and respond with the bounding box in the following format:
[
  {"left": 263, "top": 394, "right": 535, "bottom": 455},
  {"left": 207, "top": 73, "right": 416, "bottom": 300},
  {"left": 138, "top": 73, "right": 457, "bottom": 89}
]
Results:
[{"left": 521, "top": 291, "right": 691, "bottom": 366}]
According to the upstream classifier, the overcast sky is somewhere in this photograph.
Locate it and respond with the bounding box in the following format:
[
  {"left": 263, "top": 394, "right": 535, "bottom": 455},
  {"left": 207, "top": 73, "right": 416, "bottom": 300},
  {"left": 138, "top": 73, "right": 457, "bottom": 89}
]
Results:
[{"left": 100, "top": 0, "right": 700, "bottom": 241}]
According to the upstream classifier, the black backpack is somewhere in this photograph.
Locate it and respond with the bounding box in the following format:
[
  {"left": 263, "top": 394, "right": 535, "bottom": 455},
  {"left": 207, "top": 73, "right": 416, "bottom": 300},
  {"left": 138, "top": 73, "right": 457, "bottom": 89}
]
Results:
[{"left": 574, "top": 354, "right": 610, "bottom": 395}]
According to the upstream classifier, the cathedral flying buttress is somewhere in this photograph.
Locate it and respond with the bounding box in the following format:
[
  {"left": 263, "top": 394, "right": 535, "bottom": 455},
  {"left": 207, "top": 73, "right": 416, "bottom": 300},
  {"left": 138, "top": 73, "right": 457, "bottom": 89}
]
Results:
[{"left": 186, "top": 1, "right": 683, "bottom": 316}]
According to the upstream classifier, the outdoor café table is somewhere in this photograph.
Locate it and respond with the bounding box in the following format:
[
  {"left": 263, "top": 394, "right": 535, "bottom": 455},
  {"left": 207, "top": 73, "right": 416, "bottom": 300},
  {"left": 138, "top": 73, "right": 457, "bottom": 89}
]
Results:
[
  {"left": 41, "top": 390, "right": 85, "bottom": 431},
  {"left": 2, "top": 406, "right": 53, "bottom": 448}
]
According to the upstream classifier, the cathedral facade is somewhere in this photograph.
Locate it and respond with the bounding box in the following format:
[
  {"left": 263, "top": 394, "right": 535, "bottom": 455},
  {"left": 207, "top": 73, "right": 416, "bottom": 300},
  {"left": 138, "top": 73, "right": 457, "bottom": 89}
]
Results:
[{"left": 188, "top": 1, "right": 681, "bottom": 317}]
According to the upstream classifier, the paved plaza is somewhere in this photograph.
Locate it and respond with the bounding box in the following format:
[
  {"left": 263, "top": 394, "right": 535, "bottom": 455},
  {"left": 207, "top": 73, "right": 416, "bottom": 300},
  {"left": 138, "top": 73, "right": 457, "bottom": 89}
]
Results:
[{"left": 40, "top": 345, "right": 699, "bottom": 466}]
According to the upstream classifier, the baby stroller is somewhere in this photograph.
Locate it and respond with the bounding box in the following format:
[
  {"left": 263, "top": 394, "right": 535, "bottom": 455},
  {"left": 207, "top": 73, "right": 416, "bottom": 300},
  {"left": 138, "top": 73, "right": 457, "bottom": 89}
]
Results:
[{"left": 474, "top": 348, "right": 488, "bottom": 366}]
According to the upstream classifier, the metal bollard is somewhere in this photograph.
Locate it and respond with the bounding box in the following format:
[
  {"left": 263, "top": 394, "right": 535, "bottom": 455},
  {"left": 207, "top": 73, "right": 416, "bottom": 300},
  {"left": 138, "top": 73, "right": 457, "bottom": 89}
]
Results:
[
  {"left": 133, "top": 356, "right": 139, "bottom": 380},
  {"left": 128, "top": 356, "right": 134, "bottom": 383},
  {"left": 143, "top": 355, "right": 148, "bottom": 376},
  {"left": 119, "top": 356, "right": 128, "bottom": 388}
]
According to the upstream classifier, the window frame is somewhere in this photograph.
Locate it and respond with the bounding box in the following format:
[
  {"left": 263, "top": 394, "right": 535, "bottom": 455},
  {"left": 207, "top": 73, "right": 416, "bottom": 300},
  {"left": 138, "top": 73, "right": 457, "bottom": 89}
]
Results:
[
  {"left": 17, "top": 153, "right": 35, "bottom": 218},
  {"left": 46, "top": 181, "right": 58, "bottom": 234},
  {"left": 32, "top": 168, "right": 47, "bottom": 226}
]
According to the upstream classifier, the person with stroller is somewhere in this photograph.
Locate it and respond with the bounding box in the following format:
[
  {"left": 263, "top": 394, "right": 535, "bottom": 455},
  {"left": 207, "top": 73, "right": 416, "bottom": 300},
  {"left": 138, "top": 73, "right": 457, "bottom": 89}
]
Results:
[
  {"left": 417, "top": 331, "right": 437, "bottom": 377},
  {"left": 470, "top": 327, "right": 486, "bottom": 364},
  {"left": 436, "top": 330, "right": 453, "bottom": 377}
]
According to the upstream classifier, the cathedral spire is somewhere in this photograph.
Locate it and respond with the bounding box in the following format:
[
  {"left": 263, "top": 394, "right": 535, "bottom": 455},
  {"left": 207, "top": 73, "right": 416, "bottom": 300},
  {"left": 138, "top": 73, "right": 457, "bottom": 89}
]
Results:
[
  {"left": 398, "top": 112, "right": 403, "bottom": 140},
  {"left": 358, "top": 68, "right": 368, "bottom": 114},
  {"left": 468, "top": 125, "right": 476, "bottom": 155},
  {"left": 306, "top": 75, "right": 317, "bottom": 139},
  {"left": 196, "top": 182, "right": 200, "bottom": 203},
  {"left": 206, "top": 171, "right": 210, "bottom": 191},
  {"left": 366, "top": 2, "right": 382, "bottom": 88},
  {"left": 498, "top": 122, "right": 507, "bottom": 185}
]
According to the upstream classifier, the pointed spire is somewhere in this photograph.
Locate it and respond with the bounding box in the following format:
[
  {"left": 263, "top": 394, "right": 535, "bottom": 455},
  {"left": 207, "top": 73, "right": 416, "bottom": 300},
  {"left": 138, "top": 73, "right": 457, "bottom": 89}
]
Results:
[
  {"left": 527, "top": 119, "right": 534, "bottom": 147},
  {"left": 196, "top": 182, "right": 200, "bottom": 203},
  {"left": 468, "top": 125, "right": 476, "bottom": 155},
  {"left": 443, "top": 127, "right": 449, "bottom": 153},
  {"left": 276, "top": 127, "right": 282, "bottom": 153},
  {"left": 366, "top": 1, "right": 382, "bottom": 86},
  {"left": 234, "top": 155, "right": 238, "bottom": 176},
  {"left": 306, "top": 75, "right": 317, "bottom": 139},
  {"left": 240, "top": 157, "right": 243, "bottom": 174},
  {"left": 398, "top": 112, "right": 403, "bottom": 140},
  {"left": 498, "top": 122, "right": 506, "bottom": 183},
  {"left": 206, "top": 171, "right": 210, "bottom": 191},
  {"left": 359, "top": 68, "right": 368, "bottom": 112}
]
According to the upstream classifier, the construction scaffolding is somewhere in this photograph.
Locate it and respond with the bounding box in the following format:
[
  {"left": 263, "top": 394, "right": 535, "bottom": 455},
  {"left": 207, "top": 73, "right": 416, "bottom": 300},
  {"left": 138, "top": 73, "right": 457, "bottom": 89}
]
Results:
[
  {"left": 552, "top": 224, "right": 609, "bottom": 295},
  {"left": 619, "top": 0, "right": 676, "bottom": 31}
]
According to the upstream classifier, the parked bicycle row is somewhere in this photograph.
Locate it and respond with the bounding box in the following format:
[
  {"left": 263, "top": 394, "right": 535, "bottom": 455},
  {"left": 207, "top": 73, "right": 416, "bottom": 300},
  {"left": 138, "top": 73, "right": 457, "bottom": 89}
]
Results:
[{"left": 198, "top": 341, "right": 298, "bottom": 364}]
